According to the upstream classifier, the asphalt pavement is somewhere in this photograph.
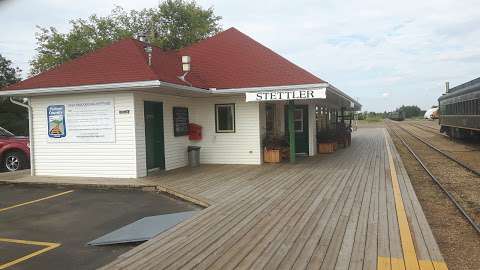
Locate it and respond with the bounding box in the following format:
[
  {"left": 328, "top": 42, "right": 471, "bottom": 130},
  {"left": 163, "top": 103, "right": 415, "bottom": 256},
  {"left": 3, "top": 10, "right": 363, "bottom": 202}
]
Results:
[{"left": 0, "top": 183, "right": 199, "bottom": 270}]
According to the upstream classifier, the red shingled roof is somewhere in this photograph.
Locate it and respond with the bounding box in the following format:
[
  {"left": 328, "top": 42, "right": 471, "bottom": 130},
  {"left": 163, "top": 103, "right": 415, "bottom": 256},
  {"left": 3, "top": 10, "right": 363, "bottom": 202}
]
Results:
[{"left": 4, "top": 27, "right": 325, "bottom": 91}]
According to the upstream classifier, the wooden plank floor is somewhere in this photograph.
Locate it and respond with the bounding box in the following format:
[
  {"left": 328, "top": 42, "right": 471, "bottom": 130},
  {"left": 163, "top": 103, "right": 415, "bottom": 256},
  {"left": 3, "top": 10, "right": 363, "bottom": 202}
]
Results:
[{"left": 103, "top": 128, "right": 448, "bottom": 270}]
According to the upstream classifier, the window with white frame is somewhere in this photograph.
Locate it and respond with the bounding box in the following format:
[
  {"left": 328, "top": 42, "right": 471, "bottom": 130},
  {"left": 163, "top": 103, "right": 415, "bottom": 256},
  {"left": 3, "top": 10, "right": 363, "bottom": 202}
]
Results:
[
  {"left": 215, "top": 104, "right": 235, "bottom": 133},
  {"left": 294, "top": 108, "right": 303, "bottom": 132}
]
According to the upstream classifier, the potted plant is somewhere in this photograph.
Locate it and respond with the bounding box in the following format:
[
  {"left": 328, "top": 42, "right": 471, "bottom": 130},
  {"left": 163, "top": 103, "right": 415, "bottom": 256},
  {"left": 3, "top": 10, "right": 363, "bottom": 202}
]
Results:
[
  {"left": 317, "top": 129, "right": 337, "bottom": 153},
  {"left": 263, "top": 135, "right": 289, "bottom": 163}
]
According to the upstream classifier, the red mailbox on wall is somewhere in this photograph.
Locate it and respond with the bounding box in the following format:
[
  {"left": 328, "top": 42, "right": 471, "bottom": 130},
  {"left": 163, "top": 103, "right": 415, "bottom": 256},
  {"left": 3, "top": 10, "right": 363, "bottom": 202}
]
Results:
[{"left": 188, "top": 123, "right": 202, "bottom": 140}]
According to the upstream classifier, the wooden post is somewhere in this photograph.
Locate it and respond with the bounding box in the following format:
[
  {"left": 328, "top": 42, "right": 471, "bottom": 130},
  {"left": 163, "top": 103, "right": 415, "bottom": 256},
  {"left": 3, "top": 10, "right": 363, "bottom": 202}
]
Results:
[{"left": 288, "top": 101, "right": 296, "bottom": 163}]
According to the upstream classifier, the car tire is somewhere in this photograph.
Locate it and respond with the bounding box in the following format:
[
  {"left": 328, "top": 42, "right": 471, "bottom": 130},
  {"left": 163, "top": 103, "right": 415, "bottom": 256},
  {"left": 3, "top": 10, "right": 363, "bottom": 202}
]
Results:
[{"left": 3, "top": 151, "right": 26, "bottom": 172}]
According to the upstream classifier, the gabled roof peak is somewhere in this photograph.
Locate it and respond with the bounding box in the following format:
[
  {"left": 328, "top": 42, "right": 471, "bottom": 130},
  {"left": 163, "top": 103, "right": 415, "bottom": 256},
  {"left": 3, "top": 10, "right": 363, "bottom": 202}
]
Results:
[{"left": 4, "top": 27, "right": 326, "bottom": 92}]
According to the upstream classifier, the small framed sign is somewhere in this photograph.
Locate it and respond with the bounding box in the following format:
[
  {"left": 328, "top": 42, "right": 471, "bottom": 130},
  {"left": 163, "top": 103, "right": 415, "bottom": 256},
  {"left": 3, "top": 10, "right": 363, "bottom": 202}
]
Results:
[{"left": 173, "top": 107, "right": 189, "bottom": 136}]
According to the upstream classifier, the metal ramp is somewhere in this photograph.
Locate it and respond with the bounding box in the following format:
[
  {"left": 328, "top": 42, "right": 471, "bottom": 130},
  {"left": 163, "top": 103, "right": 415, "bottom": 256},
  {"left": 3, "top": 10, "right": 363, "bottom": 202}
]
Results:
[{"left": 87, "top": 211, "right": 197, "bottom": 246}]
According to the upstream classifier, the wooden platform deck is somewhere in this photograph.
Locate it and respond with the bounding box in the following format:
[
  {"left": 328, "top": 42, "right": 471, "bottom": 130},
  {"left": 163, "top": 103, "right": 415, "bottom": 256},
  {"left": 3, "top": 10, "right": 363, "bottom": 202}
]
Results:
[{"left": 103, "top": 128, "right": 448, "bottom": 270}]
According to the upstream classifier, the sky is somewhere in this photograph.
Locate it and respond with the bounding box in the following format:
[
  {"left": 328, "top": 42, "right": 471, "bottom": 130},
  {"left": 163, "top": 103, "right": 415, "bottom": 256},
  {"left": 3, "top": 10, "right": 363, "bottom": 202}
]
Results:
[{"left": 1, "top": 0, "right": 479, "bottom": 112}]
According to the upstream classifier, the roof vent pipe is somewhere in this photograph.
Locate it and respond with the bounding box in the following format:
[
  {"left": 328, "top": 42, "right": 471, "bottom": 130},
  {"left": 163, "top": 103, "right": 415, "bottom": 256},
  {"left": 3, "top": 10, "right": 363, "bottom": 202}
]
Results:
[
  {"left": 445, "top": 81, "right": 450, "bottom": 93},
  {"left": 144, "top": 46, "right": 152, "bottom": 66}
]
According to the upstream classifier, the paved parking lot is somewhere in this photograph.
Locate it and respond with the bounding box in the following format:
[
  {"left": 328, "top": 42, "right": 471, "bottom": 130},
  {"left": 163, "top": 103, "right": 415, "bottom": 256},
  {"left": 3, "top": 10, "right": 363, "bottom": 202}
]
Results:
[{"left": 0, "top": 183, "right": 199, "bottom": 270}]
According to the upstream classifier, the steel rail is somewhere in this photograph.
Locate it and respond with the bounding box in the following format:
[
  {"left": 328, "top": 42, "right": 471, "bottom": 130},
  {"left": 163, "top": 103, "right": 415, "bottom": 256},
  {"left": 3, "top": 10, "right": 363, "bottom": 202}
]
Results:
[
  {"left": 393, "top": 121, "right": 480, "bottom": 176},
  {"left": 409, "top": 121, "right": 439, "bottom": 131},
  {"left": 386, "top": 121, "right": 480, "bottom": 234},
  {"left": 406, "top": 122, "right": 450, "bottom": 139}
]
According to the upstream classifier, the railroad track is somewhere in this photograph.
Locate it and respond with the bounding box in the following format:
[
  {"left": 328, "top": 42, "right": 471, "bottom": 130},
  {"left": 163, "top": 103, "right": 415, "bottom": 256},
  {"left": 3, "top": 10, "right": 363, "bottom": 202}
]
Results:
[
  {"left": 386, "top": 120, "right": 480, "bottom": 234},
  {"left": 408, "top": 121, "right": 439, "bottom": 132},
  {"left": 395, "top": 122, "right": 480, "bottom": 174},
  {"left": 405, "top": 122, "right": 450, "bottom": 138}
]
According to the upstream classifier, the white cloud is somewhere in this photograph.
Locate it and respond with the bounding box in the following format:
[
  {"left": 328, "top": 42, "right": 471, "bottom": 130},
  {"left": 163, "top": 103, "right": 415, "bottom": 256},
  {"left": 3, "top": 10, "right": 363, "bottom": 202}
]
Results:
[{"left": 382, "top": 92, "right": 390, "bottom": 98}]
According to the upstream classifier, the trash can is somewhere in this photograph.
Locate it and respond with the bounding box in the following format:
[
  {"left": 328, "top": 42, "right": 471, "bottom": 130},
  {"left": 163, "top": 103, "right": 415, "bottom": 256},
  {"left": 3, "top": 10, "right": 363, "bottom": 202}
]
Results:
[{"left": 187, "top": 146, "right": 201, "bottom": 167}]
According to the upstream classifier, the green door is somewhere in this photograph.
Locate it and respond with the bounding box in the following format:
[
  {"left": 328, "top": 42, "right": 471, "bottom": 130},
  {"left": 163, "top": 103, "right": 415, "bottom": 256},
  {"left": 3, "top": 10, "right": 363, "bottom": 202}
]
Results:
[
  {"left": 285, "top": 105, "right": 309, "bottom": 154},
  {"left": 144, "top": 101, "right": 165, "bottom": 170}
]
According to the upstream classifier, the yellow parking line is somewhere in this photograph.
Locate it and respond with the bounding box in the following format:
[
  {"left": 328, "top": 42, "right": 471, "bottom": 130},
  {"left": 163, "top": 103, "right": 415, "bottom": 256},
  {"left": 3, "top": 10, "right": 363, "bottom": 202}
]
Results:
[
  {"left": 0, "top": 238, "right": 60, "bottom": 269},
  {"left": 0, "top": 190, "right": 74, "bottom": 213}
]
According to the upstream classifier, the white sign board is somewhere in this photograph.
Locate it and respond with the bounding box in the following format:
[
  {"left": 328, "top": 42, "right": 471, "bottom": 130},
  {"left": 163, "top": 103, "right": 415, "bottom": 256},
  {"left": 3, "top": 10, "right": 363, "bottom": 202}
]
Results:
[
  {"left": 245, "top": 88, "right": 326, "bottom": 102},
  {"left": 48, "top": 98, "right": 116, "bottom": 143}
]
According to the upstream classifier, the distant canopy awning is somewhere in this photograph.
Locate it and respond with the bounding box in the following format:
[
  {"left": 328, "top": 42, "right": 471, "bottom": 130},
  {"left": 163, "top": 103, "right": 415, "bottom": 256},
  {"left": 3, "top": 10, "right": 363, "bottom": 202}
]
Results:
[{"left": 245, "top": 87, "right": 326, "bottom": 102}]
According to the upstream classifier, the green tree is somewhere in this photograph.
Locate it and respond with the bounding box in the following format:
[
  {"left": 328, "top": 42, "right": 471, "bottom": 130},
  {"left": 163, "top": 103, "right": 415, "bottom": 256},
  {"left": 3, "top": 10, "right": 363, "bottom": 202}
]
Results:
[
  {"left": 31, "top": 0, "right": 222, "bottom": 75},
  {"left": 398, "top": 105, "right": 422, "bottom": 118},
  {"left": 0, "top": 54, "right": 27, "bottom": 135},
  {"left": 0, "top": 53, "right": 21, "bottom": 89}
]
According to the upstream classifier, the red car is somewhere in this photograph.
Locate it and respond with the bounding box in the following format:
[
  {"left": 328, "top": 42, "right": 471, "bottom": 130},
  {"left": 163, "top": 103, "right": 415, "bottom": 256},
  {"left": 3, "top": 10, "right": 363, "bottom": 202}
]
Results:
[{"left": 0, "top": 127, "right": 30, "bottom": 172}]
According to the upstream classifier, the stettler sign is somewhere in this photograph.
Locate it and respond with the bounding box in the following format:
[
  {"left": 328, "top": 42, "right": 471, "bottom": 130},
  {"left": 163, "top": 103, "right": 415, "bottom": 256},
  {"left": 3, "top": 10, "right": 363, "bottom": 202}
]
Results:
[{"left": 245, "top": 88, "right": 326, "bottom": 102}]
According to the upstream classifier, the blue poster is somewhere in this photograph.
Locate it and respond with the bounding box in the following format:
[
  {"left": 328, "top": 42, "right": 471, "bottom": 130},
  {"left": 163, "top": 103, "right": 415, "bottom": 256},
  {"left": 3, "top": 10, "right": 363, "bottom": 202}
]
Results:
[{"left": 47, "top": 105, "right": 66, "bottom": 138}]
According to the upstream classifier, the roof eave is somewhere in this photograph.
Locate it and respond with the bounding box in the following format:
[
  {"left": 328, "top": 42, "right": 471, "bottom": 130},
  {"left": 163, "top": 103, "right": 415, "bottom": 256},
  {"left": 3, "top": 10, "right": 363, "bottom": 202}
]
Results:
[
  {"left": 212, "top": 83, "right": 329, "bottom": 94},
  {"left": 326, "top": 85, "right": 361, "bottom": 111},
  {"left": 0, "top": 80, "right": 210, "bottom": 97}
]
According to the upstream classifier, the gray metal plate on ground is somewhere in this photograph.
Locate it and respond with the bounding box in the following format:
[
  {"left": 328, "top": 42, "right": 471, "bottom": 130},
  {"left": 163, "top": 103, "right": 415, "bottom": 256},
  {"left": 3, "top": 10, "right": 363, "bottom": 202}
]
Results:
[{"left": 87, "top": 211, "right": 197, "bottom": 246}]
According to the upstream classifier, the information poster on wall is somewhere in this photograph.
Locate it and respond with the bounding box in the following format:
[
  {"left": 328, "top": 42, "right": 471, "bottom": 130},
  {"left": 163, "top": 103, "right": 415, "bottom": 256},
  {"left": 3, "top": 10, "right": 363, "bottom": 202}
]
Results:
[
  {"left": 47, "top": 99, "right": 116, "bottom": 143},
  {"left": 47, "top": 105, "right": 67, "bottom": 138}
]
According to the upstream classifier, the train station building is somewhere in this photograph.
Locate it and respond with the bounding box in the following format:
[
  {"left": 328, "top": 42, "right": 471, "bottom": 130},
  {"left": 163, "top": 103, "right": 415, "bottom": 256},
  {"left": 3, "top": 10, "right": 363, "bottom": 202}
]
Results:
[{"left": 0, "top": 28, "right": 360, "bottom": 178}]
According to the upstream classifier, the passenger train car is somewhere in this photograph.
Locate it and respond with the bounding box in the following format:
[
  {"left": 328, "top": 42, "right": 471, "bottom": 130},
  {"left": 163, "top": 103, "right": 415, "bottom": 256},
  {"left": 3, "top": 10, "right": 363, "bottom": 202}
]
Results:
[{"left": 438, "top": 77, "right": 480, "bottom": 138}]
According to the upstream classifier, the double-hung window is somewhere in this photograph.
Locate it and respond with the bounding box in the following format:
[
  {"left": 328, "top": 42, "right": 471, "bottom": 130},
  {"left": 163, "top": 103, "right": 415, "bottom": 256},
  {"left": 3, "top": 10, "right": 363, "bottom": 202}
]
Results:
[{"left": 215, "top": 104, "right": 235, "bottom": 133}]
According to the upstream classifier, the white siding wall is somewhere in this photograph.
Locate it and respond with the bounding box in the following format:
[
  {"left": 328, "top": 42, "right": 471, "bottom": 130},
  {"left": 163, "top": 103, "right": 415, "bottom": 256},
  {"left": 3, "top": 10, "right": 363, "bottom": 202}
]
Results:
[
  {"left": 134, "top": 92, "right": 192, "bottom": 177},
  {"left": 30, "top": 92, "right": 138, "bottom": 178},
  {"left": 30, "top": 91, "right": 266, "bottom": 178},
  {"left": 190, "top": 95, "right": 262, "bottom": 165},
  {"left": 134, "top": 93, "right": 262, "bottom": 177}
]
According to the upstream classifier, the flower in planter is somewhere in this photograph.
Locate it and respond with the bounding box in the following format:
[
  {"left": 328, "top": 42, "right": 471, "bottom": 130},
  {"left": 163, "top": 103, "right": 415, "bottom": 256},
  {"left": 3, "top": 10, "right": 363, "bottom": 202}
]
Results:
[{"left": 263, "top": 135, "right": 289, "bottom": 150}]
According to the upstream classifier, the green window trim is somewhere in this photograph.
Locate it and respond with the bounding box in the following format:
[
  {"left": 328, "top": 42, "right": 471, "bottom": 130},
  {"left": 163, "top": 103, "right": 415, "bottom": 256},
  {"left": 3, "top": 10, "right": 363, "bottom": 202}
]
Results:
[{"left": 215, "top": 103, "right": 236, "bottom": 133}]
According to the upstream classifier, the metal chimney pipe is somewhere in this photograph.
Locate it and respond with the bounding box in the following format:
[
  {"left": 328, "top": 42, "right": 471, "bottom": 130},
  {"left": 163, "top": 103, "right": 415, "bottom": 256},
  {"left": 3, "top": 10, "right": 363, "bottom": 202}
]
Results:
[
  {"left": 144, "top": 46, "right": 152, "bottom": 66},
  {"left": 445, "top": 81, "right": 450, "bottom": 93}
]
